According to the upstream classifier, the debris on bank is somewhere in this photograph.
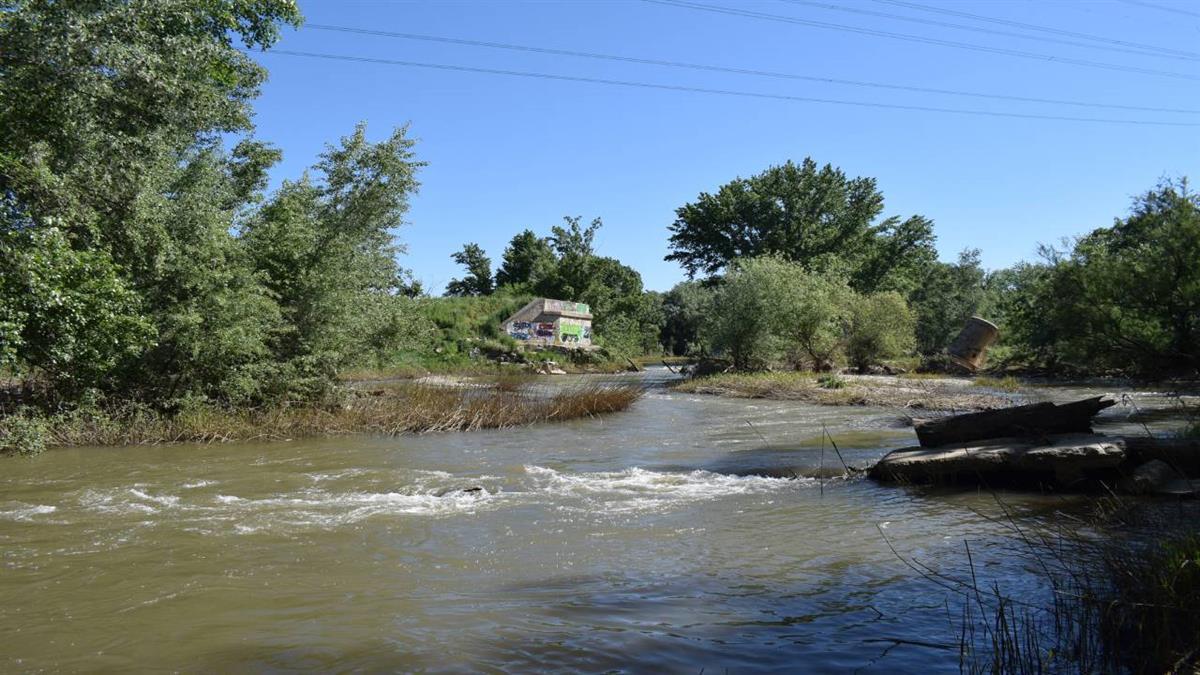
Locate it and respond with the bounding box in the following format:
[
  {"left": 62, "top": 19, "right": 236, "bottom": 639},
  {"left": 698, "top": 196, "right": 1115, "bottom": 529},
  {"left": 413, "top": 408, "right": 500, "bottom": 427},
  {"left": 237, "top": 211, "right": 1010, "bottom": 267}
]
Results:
[{"left": 869, "top": 396, "right": 1200, "bottom": 495}]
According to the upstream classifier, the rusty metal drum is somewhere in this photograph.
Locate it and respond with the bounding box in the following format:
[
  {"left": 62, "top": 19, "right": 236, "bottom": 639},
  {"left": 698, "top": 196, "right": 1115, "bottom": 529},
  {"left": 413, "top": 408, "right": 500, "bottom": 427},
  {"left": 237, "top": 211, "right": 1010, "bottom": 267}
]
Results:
[{"left": 947, "top": 317, "right": 1000, "bottom": 371}]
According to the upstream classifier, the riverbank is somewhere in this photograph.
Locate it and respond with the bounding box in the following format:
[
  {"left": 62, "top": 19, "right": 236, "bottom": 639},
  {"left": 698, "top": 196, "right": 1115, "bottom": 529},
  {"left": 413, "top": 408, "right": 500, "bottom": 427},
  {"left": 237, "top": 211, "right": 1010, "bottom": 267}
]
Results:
[
  {"left": 672, "top": 371, "right": 1022, "bottom": 411},
  {"left": 0, "top": 381, "right": 643, "bottom": 456}
]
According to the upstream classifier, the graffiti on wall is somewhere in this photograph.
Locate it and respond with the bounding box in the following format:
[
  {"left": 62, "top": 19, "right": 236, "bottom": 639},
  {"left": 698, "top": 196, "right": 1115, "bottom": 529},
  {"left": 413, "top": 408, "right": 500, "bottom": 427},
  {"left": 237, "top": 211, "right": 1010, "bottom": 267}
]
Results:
[
  {"left": 545, "top": 300, "right": 590, "bottom": 315},
  {"left": 558, "top": 322, "right": 583, "bottom": 344},
  {"left": 508, "top": 321, "right": 532, "bottom": 340},
  {"left": 506, "top": 311, "right": 593, "bottom": 345}
]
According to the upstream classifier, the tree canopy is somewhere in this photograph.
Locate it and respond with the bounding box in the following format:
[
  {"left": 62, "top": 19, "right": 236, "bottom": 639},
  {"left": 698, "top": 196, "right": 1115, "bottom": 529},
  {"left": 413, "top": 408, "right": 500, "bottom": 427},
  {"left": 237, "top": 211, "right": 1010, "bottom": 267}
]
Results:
[
  {"left": 1000, "top": 180, "right": 1200, "bottom": 375},
  {"left": 446, "top": 243, "right": 495, "bottom": 297},
  {"left": 0, "top": 1, "right": 432, "bottom": 404},
  {"left": 495, "top": 230, "right": 556, "bottom": 289},
  {"left": 665, "top": 159, "right": 937, "bottom": 293}
]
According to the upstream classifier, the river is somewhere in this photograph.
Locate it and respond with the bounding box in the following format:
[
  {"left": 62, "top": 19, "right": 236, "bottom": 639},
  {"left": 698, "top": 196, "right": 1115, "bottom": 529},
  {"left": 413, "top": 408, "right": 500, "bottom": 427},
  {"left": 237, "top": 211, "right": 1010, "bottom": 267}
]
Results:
[{"left": 1, "top": 370, "right": 1192, "bottom": 672}]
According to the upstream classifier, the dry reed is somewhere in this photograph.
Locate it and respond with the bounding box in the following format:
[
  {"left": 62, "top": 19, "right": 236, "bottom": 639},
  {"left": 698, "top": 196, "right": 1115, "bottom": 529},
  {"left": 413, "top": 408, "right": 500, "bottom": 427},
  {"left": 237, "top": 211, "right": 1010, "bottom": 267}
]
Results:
[{"left": 9, "top": 382, "right": 643, "bottom": 451}]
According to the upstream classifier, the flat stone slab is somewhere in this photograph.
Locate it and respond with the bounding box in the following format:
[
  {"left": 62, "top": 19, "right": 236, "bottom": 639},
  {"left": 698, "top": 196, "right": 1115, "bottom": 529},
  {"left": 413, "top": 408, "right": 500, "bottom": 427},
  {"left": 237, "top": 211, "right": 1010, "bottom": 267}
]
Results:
[{"left": 869, "top": 433, "right": 1126, "bottom": 485}]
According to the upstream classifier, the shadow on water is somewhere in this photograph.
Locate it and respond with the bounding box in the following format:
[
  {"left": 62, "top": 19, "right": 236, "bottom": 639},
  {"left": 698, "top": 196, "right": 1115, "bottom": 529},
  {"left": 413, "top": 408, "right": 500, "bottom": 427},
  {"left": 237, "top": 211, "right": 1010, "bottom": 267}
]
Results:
[{"left": 190, "top": 569, "right": 967, "bottom": 674}]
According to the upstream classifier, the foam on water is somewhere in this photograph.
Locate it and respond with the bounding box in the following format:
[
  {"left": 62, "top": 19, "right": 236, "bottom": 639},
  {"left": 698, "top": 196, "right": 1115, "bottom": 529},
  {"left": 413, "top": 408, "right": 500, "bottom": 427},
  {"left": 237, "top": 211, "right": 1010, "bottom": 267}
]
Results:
[
  {"left": 0, "top": 502, "right": 58, "bottom": 521},
  {"left": 212, "top": 487, "right": 501, "bottom": 528},
  {"left": 522, "top": 465, "right": 806, "bottom": 514},
  {"left": 60, "top": 466, "right": 807, "bottom": 534}
]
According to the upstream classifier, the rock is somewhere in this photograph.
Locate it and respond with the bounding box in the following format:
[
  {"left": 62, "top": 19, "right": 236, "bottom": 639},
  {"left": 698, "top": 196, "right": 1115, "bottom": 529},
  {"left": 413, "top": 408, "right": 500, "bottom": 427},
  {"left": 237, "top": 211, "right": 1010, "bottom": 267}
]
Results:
[
  {"left": 435, "top": 486, "right": 485, "bottom": 497},
  {"left": 869, "top": 433, "right": 1126, "bottom": 486},
  {"left": 1123, "top": 436, "right": 1200, "bottom": 476},
  {"left": 1117, "top": 459, "right": 1184, "bottom": 495},
  {"left": 536, "top": 361, "right": 567, "bottom": 375}
]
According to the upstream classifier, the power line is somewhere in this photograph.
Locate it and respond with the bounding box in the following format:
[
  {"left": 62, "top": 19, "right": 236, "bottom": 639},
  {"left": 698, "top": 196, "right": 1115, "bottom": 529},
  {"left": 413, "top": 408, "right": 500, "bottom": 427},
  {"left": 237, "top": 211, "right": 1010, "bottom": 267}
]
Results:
[
  {"left": 306, "top": 24, "right": 1200, "bottom": 115},
  {"left": 779, "top": 0, "right": 1200, "bottom": 62},
  {"left": 641, "top": 0, "right": 1200, "bottom": 82},
  {"left": 871, "top": 0, "right": 1200, "bottom": 59},
  {"left": 1115, "top": 0, "right": 1200, "bottom": 20},
  {"left": 265, "top": 49, "right": 1200, "bottom": 127}
]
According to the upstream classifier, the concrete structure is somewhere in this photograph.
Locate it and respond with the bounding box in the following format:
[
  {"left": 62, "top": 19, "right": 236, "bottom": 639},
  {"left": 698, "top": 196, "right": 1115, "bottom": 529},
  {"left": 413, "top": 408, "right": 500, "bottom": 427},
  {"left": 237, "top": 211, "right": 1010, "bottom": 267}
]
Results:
[{"left": 501, "top": 298, "right": 594, "bottom": 349}]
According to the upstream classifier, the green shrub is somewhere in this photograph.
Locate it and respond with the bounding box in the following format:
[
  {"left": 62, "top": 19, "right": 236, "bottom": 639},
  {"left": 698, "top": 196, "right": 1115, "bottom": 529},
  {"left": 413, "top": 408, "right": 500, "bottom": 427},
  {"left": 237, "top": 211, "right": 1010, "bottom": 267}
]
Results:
[
  {"left": 846, "top": 291, "right": 915, "bottom": 371},
  {"left": 972, "top": 375, "right": 1021, "bottom": 392},
  {"left": 817, "top": 374, "right": 846, "bottom": 389},
  {"left": 0, "top": 411, "right": 47, "bottom": 456}
]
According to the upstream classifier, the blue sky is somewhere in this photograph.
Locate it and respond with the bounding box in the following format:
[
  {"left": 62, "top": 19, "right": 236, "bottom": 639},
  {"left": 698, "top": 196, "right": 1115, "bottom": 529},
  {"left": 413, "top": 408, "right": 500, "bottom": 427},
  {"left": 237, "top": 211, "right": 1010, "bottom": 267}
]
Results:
[{"left": 248, "top": 0, "right": 1200, "bottom": 292}]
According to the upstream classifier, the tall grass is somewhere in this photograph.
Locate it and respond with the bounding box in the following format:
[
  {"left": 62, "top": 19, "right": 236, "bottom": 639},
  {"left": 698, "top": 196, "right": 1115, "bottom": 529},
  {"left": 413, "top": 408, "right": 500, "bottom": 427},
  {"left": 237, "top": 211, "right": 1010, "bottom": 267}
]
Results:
[
  {"left": 1, "top": 382, "right": 643, "bottom": 454},
  {"left": 972, "top": 375, "right": 1023, "bottom": 393},
  {"left": 943, "top": 498, "right": 1200, "bottom": 674}
]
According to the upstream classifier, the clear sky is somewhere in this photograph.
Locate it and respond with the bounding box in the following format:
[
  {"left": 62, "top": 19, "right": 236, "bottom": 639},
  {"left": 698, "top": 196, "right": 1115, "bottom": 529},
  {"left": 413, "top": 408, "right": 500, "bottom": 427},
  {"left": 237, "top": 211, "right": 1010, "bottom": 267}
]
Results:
[{"left": 248, "top": 0, "right": 1200, "bottom": 292}]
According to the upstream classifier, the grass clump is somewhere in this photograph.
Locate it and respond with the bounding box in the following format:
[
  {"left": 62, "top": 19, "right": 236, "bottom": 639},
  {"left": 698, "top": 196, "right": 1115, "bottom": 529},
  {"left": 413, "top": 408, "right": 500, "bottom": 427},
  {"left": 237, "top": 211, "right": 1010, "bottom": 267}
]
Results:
[
  {"left": 973, "top": 375, "right": 1023, "bottom": 392},
  {"left": 817, "top": 374, "right": 846, "bottom": 389},
  {"left": 1101, "top": 535, "right": 1200, "bottom": 672},
  {"left": 0, "top": 383, "right": 643, "bottom": 453},
  {"left": 953, "top": 501, "right": 1200, "bottom": 675}
]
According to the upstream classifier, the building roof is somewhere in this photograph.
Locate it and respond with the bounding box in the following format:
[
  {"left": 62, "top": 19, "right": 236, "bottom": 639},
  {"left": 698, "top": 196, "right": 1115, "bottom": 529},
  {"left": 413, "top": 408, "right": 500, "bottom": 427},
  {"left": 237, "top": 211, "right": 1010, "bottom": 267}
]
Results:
[{"left": 502, "top": 298, "right": 593, "bottom": 325}]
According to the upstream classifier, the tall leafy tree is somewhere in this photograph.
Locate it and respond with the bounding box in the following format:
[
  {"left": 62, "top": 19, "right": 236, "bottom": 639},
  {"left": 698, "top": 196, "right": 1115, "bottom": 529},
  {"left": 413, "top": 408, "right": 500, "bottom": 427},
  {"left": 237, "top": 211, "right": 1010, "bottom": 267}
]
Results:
[
  {"left": 0, "top": 0, "right": 301, "bottom": 245},
  {"left": 665, "top": 158, "right": 936, "bottom": 292},
  {"left": 1002, "top": 179, "right": 1200, "bottom": 375},
  {"left": 242, "top": 124, "right": 424, "bottom": 395},
  {"left": 446, "top": 243, "right": 494, "bottom": 297},
  {"left": 908, "top": 249, "right": 987, "bottom": 355},
  {"left": 540, "top": 216, "right": 601, "bottom": 300},
  {"left": 660, "top": 281, "right": 715, "bottom": 356},
  {"left": 495, "top": 229, "right": 555, "bottom": 289},
  {"left": 0, "top": 0, "right": 303, "bottom": 403}
]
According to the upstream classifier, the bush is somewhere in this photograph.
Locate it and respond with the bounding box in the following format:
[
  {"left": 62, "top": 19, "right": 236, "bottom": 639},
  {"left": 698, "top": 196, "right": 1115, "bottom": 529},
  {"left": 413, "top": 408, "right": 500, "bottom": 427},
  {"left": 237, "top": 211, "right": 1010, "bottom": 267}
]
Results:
[
  {"left": 846, "top": 291, "right": 915, "bottom": 371},
  {"left": 817, "top": 374, "right": 846, "bottom": 389},
  {"left": 0, "top": 411, "right": 47, "bottom": 456},
  {"left": 706, "top": 256, "right": 917, "bottom": 372},
  {"left": 707, "top": 257, "right": 789, "bottom": 370}
]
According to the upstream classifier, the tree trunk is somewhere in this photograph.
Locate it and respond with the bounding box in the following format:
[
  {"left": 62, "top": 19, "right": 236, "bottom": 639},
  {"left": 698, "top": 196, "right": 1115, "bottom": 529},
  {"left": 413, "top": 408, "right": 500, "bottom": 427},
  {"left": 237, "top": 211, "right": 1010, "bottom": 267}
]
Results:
[{"left": 913, "top": 396, "right": 1116, "bottom": 448}]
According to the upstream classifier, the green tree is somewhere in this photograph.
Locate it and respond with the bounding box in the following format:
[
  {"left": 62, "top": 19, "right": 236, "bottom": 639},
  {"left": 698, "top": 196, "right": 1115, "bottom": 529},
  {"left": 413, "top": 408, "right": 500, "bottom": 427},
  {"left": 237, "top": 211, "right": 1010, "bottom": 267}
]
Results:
[
  {"left": 0, "top": 224, "right": 153, "bottom": 397},
  {"left": 539, "top": 216, "right": 601, "bottom": 300},
  {"left": 666, "top": 159, "right": 936, "bottom": 292},
  {"left": 660, "top": 281, "right": 715, "bottom": 356},
  {"left": 0, "top": 0, "right": 302, "bottom": 404},
  {"left": 242, "top": 124, "right": 424, "bottom": 397},
  {"left": 774, "top": 268, "right": 855, "bottom": 371},
  {"left": 703, "top": 255, "right": 915, "bottom": 371},
  {"left": 1002, "top": 180, "right": 1200, "bottom": 375},
  {"left": 0, "top": 0, "right": 301, "bottom": 247},
  {"left": 446, "top": 243, "right": 494, "bottom": 297},
  {"left": 706, "top": 257, "right": 791, "bottom": 371},
  {"left": 846, "top": 292, "right": 916, "bottom": 371},
  {"left": 909, "top": 249, "right": 987, "bottom": 355},
  {"left": 495, "top": 229, "right": 555, "bottom": 290}
]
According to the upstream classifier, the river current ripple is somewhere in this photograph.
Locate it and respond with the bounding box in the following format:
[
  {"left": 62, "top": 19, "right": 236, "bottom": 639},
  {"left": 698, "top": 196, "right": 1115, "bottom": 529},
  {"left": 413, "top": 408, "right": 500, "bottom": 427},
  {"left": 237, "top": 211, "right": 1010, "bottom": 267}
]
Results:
[{"left": 0, "top": 371, "right": 1188, "bottom": 672}]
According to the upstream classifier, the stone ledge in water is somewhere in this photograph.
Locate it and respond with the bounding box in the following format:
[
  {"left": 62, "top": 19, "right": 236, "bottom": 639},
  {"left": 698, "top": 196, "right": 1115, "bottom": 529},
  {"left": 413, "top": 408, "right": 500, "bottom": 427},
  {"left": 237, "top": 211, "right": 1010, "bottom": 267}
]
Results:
[{"left": 868, "top": 433, "right": 1125, "bottom": 486}]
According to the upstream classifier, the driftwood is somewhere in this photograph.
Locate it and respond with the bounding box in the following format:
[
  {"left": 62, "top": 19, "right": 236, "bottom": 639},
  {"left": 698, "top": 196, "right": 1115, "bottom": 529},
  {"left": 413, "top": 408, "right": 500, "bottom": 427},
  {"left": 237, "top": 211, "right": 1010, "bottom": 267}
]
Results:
[{"left": 913, "top": 396, "right": 1116, "bottom": 448}]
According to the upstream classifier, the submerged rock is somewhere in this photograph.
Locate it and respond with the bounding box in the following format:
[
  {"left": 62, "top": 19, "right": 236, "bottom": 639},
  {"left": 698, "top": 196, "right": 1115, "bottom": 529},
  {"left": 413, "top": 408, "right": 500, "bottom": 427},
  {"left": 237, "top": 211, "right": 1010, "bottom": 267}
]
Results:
[{"left": 1117, "top": 459, "right": 1200, "bottom": 497}]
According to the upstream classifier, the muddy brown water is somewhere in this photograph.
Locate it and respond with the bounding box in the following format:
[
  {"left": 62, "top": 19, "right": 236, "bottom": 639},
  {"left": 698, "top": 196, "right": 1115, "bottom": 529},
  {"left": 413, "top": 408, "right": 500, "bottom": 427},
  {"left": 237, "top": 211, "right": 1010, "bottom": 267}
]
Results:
[{"left": 1, "top": 370, "right": 1192, "bottom": 672}]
